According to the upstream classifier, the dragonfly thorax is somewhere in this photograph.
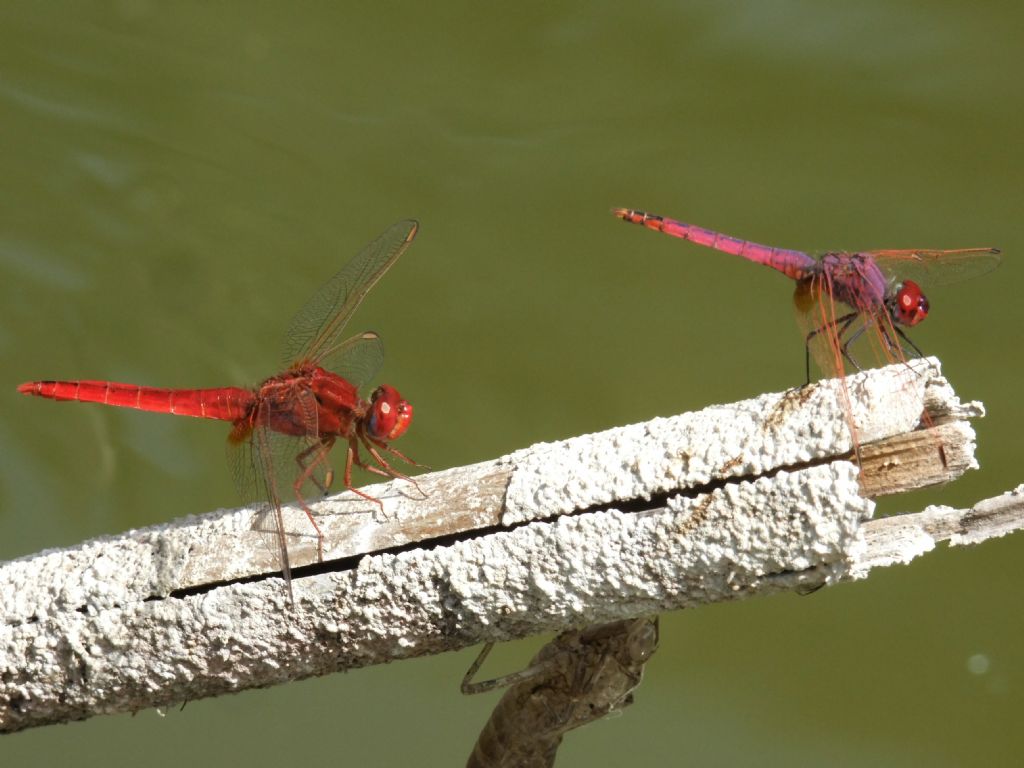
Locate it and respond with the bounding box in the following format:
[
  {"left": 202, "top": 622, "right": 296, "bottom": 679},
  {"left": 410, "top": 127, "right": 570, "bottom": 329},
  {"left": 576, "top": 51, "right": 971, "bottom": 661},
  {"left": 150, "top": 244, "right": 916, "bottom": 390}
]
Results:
[{"left": 814, "top": 252, "right": 889, "bottom": 310}]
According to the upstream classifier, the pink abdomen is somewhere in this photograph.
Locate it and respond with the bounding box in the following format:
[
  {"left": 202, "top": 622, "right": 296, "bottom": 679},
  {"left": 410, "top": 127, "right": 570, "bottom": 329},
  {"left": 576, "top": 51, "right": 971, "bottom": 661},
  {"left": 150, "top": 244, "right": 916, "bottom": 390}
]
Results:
[
  {"left": 614, "top": 208, "right": 816, "bottom": 280},
  {"left": 17, "top": 380, "right": 254, "bottom": 421}
]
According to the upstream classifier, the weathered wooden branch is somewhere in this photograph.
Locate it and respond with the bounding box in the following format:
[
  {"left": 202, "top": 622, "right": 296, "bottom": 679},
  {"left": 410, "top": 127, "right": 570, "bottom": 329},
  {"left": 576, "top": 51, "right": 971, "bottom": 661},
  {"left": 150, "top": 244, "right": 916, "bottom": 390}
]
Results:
[
  {"left": 463, "top": 617, "right": 660, "bottom": 768},
  {"left": 1, "top": 358, "right": 1018, "bottom": 736}
]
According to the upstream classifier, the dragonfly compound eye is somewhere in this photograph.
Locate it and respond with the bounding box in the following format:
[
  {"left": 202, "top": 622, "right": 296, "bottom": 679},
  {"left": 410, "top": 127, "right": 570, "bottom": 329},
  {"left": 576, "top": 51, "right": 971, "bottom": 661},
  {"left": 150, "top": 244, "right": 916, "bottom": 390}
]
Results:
[
  {"left": 894, "top": 280, "right": 929, "bottom": 326},
  {"left": 369, "top": 384, "right": 413, "bottom": 441}
]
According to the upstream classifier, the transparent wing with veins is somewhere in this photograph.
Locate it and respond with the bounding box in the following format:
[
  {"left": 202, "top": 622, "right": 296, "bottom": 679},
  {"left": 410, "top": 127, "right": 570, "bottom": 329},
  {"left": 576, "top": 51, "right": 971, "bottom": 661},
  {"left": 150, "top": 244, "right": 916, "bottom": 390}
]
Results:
[
  {"left": 281, "top": 219, "right": 419, "bottom": 371},
  {"left": 327, "top": 331, "right": 385, "bottom": 392},
  {"left": 864, "top": 247, "right": 1001, "bottom": 288},
  {"left": 230, "top": 410, "right": 308, "bottom": 604}
]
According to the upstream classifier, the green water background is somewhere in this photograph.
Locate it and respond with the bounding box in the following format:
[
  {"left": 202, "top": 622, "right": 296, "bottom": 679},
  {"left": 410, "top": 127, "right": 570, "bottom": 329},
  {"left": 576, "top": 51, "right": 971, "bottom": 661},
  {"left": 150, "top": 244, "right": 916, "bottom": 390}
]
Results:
[{"left": 2, "top": 2, "right": 1021, "bottom": 765}]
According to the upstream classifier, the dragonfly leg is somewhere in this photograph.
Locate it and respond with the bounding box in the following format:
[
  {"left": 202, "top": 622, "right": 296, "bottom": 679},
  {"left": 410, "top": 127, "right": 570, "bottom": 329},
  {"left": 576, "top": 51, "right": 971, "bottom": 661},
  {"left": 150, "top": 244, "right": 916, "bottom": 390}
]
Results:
[
  {"left": 460, "top": 642, "right": 496, "bottom": 695},
  {"left": 803, "top": 310, "right": 860, "bottom": 382},
  {"left": 367, "top": 436, "right": 427, "bottom": 469},
  {"left": 461, "top": 641, "right": 563, "bottom": 696},
  {"left": 335, "top": 428, "right": 424, "bottom": 514},
  {"left": 893, "top": 324, "right": 925, "bottom": 359},
  {"left": 362, "top": 435, "right": 426, "bottom": 498},
  {"left": 295, "top": 440, "right": 333, "bottom": 496},
  {"left": 889, "top": 321, "right": 939, "bottom": 418},
  {"left": 293, "top": 438, "right": 335, "bottom": 561},
  {"left": 358, "top": 442, "right": 416, "bottom": 486},
  {"left": 835, "top": 313, "right": 866, "bottom": 371},
  {"left": 342, "top": 434, "right": 387, "bottom": 515}
]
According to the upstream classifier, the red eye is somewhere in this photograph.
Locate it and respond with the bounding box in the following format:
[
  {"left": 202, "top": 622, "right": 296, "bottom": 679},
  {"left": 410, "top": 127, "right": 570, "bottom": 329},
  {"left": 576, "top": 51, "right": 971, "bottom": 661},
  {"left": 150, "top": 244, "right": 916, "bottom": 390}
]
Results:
[
  {"left": 368, "top": 385, "right": 413, "bottom": 441},
  {"left": 894, "top": 280, "right": 929, "bottom": 326}
]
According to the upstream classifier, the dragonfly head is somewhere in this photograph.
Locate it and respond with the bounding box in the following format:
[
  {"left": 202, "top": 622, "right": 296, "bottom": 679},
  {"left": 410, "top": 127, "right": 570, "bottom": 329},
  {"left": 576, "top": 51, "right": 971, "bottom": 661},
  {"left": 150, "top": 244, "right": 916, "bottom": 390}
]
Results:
[
  {"left": 891, "top": 280, "right": 929, "bottom": 326},
  {"left": 367, "top": 384, "right": 413, "bottom": 441}
]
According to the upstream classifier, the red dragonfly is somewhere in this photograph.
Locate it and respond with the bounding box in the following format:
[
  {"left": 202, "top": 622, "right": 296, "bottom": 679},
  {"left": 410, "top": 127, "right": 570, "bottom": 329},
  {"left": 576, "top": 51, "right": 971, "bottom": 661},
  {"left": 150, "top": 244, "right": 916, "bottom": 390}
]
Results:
[
  {"left": 613, "top": 208, "right": 1000, "bottom": 445},
  {"left": 19, "top": 219, "right": 421, "bottom": 600}
]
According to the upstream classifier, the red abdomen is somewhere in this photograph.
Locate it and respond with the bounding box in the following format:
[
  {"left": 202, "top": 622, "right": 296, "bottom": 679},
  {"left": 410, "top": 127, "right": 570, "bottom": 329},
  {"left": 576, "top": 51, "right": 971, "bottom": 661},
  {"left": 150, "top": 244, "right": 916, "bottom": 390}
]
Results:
[{"left": 17, "top": 380, "right": 254, "bottom": 422}]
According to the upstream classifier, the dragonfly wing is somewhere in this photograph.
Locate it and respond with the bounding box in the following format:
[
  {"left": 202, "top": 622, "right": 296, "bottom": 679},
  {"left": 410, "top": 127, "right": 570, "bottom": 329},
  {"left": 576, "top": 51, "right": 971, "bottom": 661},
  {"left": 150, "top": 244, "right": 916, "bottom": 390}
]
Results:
[
  {"left": 793, "top": 275, "right": 850, "bottom": 380},
  {"left": 227, "top": 389, "right": 328, "bottom": 602},
  {"left": 322, "top": 331, "right": 385, "bottom": 391},
  {"left": 281, "top": 219, "right": 419, "bottom": 369},
  {"left": 228, "top": 421, "right": 294, "bottom": 600},
  {"left": 867, "top": 247, "right": 1001, "bottom": 287}
]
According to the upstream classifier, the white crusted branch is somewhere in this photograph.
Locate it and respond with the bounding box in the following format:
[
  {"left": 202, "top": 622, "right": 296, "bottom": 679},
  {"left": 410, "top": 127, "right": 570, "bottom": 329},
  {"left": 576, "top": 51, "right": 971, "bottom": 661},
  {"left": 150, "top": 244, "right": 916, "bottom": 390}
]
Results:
[{"left": 1, "top": 358, "right": 1013, "bottom": 733}]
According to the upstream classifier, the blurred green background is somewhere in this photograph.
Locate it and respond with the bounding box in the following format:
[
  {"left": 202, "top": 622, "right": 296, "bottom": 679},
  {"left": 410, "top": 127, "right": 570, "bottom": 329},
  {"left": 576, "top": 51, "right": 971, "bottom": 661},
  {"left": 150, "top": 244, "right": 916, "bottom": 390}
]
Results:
[{"left": 2, "top": 1, "right": 1021, "bottom": 765}]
